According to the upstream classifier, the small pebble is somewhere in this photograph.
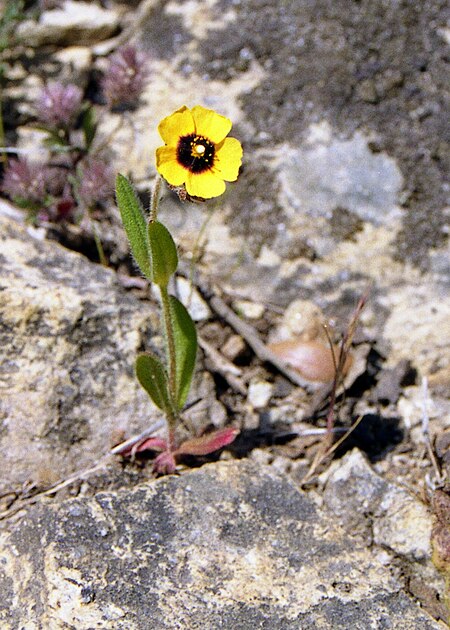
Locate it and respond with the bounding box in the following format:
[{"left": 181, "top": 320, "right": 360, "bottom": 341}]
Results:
[
  {"left": 222, "top": 334, "right": 246, "bottom": 361},
  {"left": 234, "top": 299, "right": 265, "bottom": 319},
  {"left": 247, "top": 380, "right": 274, "bottom": 409}
]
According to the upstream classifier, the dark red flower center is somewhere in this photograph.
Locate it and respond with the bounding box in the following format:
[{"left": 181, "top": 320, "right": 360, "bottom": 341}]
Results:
[{"left": 177, "top": 134, "right": 215, "bottom": 173}]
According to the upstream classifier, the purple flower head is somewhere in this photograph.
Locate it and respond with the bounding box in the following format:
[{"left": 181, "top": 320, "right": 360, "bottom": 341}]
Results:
[
  {"left": 36, "top": 82, "right": 83, "bottom": 129},
  {"left": 102, "top": 45, "right": 149, "bottom": 110},
  {"left": 1, "top": 158, "right": 47, "bottom": 205},
  {"left": 43, "top": 164, "right": 70, "bottom": 197},
  {"left": 78, "top": 158, "right": 114, "bottom": 208}
]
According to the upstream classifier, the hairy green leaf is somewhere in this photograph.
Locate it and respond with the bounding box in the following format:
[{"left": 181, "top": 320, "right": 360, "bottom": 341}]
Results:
[
  {"left": 169, "top": 296, "right": 197, "bottom": 410},
  {"left": 115, "top": 174, "right": 151, "bottom": 279},
  {"left": 135, "top": 352, "right": 173, "bottom": 414},
  {"left": 148, "top": 221, "right": 178, "bottom": 287}
]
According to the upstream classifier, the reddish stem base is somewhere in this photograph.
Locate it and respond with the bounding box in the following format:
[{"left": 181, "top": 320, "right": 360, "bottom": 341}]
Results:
[{"left": 116, "top": 427, "right": 240, "bottom": 476}]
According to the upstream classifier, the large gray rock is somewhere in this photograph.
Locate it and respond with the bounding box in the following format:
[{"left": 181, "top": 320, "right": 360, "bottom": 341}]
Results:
[
  {"left": 0, "top": 460, "right": 444, "bottom": 629},
  {"left": 0, "top": 214, "right": 158, "bottom": 496}
]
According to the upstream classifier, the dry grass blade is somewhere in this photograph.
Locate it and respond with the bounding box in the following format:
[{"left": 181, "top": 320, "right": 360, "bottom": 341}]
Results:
[
  {"left": 301, "top": 414, "right": 365, "bottom": 486},
  {"left": 325, "top": 291, "right": 369, "bottom": 438}
]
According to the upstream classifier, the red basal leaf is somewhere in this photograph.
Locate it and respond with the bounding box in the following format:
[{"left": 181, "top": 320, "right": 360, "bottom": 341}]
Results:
[
  {"left": 175, "top": 427, "right": 239, "bottom": 456},
  {"left": 134, "top": 437, "right": 168, "bottom": 453},
  {"left": 116, "top": 436, "right": 168, "bottom": 457}
]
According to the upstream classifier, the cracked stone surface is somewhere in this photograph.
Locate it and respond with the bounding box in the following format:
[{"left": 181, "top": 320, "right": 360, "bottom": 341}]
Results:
[{"left": 0, "top": 460, "right": 444, "bottom": 629}]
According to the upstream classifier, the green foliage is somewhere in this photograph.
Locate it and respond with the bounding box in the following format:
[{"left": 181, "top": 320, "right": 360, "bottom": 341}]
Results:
[
  {"left": 135, "top": 353, "right": 174, "bottom": 416},
  {"left": 148, "top": 221, "right": 178, "bottom": 288},
  {"left": 115, "top": 174, "right": 151, "bottom": 279},
  {"left": 169, "top": 296, "right": 197, "bottom": 410},
  {"left": 7, "top": 195, "right": 41, "bottom": 211},
  {"left": 82, "top": 106, "right": 97, "bottom": 151},
  {"left": 117, "top": 175, "right": 199, "bottom": 444},
  {"left": 0, "top": 0, "right": 25, "bottom": 54},
  {"left": 41, "top": 128, "right": 72, "bottom": 150}
]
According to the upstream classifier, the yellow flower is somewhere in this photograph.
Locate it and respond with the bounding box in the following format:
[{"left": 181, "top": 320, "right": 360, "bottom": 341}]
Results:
[{"left": 156, "top": 105, "right": 243, "bottom": 199}]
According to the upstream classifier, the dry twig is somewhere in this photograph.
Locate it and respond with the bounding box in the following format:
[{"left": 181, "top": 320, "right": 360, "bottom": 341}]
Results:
[
  {"left": 421, "top": 376, "right": 445, "bottom": 488},
  {"left": 93, "top": 0, "right": 161, "bottom": 55},
  {"left": 179, "top": 267, "right": 319, "bottom": 390},
  {"left": 0, "top": 458, "right": 111, "bottom": 521},
  {"left": 198, "top": 334, "right": 247, "bottom": 395}
]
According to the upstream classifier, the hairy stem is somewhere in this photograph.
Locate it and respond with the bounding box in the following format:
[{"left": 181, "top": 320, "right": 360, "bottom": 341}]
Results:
[
  {"left": 89, "top": 212, "right": 108, "bottom": 266},
  {"left": 148, "top": 175, "right": 178, "bottom": 442},
  {"left": 149, "top": 175, "right": 162, "bottom": 223},
  {"left": 160, "top": 284, "right": 178, "bottom": 433}
]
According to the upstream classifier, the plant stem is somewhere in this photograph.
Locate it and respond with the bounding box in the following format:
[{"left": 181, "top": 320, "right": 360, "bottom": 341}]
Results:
[
  {"left": 149, "top": 175, "right": 162, "bottom": 222},
  {"left": 0, "top": 95, "right": 6, "bottom": 166},
  {"left": 88, "top": 212, "right": 108, "bottom": 266},
  {"left": 148, "top": 175, "right": 178, "bottom": 443},
  {"left": 160, "top": 284, "right": 178, "bottom": 432}
]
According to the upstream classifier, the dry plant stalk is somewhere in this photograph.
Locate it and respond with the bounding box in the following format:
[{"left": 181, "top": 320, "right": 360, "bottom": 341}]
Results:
[{"left": 301, "top": 292, "right": 369, "bottom": 485}]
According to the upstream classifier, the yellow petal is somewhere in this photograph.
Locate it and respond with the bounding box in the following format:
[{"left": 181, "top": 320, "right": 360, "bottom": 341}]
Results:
[
  {"left": 156, "top": 146, "right": 187, "bottom": 186},
  {"left": 213, "top": 137, "right": 243, "bottom": 181},
  {"left": 158, "top": 106, "right": 195, "bottom": 146},
  {"left": 191, "top": 106, "right": 232, "bottom": 144},
  {"left": 186, "top": 170, "right": 226, "bottom": 199}
]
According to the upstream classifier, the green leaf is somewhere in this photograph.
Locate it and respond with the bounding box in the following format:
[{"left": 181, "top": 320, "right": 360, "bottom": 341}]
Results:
[
  {"left": 147, "top": 221, "right": 178, "bottom": 287},
  {"left": 135, "top": 352, "right": 174, "bottom": 414},
  {"left": 11, "top": 196, "right": 41, "bottom": 211},
  {"left": 82, "top": 106, "right": 97, "bottom": 150},
  {"left": 115, "top": 174, "right": 151, "bottom": 279},
  {"left": 41, "top": 129, "right": 71, "bottom": 148},
  {"left": 169, "top": 296, "right": 197, "bottom": 410}
]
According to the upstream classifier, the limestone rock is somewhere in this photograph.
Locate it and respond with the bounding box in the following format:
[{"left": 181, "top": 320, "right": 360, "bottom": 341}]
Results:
[
  {"left": 54, "top": 46, "right": 93, "bottom": 87},
  {"left": 16, "top": 1, "right": 120, "bottom": 47},
  {"left": 151, "top": 276, "right": 211, "bottom": 322},
  {"left": 278, "top": 123, "right": 404, "bottom": 231},
  {"left": 247, "top": 379, "right": 274, "bottom": 409},
  {"left": 322, "top": 449, "right": 433, "bottom": 561},
  {"left": 0, "top": 214, "right": 158, "bottom": 496},
  {"left": 0, "top": 460, "right": 443, "bottom": 629},
  {"left": 233, "top": 299, "right": 265, "bottom": 320}
]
